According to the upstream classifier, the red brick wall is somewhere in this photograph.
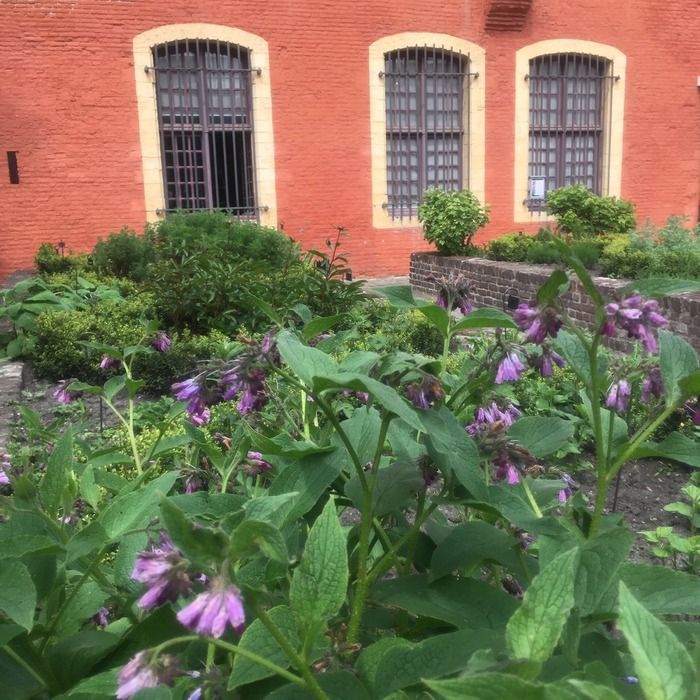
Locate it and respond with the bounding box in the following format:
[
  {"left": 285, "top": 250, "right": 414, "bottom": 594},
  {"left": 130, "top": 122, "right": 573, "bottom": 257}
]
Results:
[{"left": 1, "top": 1, "right": 698, "bottom": 281}]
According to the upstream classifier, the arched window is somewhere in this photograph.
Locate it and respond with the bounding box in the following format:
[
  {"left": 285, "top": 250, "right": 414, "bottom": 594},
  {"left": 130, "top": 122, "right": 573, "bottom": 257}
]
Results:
[
  {"left": 513, "top": 40, "right": 625, "bottom": 221},
  {"left": 153, "top": 40, "right": 256, "bottom": 214},
  {"left": 527, "top": 53, "right": 612, "bottom": 209},
  {"left": 133, "top": 24, "right": 277, "bottom": 226},
  {"left": 369, "top": 34, "right": 485, "bottom": 229},
  {"left": 383, "top": 47, "right": 469, "bottom": 219}
]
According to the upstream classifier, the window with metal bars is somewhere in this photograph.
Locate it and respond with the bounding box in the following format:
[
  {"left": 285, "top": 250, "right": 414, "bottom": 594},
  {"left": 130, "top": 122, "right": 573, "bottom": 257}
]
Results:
[
  {"left": 527, "top": 53, "right": 612, "bottom": 210},
  {"left": 383, "top": 47, "right": 469, "bottom": 220},
  {"left": 153, "top": 39, "right": 258, "bottom": 217}
]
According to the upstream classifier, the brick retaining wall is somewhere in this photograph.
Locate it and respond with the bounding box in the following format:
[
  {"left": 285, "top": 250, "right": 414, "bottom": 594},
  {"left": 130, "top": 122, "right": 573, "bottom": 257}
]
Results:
[{"left": 410, "top": 252, "right": 700, "bottom": 355}]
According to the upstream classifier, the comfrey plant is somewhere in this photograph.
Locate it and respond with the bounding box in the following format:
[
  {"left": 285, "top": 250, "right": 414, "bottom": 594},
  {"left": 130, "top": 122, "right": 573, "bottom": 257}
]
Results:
[{"left": 1, "top": 253, "right": 700, "bottom": 699}]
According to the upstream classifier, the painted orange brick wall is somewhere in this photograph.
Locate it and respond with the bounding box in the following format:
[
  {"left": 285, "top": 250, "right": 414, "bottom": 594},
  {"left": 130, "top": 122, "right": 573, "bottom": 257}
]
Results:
[{"left": 1, "top": 0, "right": 698, "bottom": 280}]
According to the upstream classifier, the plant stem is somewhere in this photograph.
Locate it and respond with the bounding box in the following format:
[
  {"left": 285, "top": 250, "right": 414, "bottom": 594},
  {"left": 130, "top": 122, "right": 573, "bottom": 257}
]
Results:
[
  {"left": 520, "top": 478, "right": 543, "bottom": 518},
  {"left": 153, "top": 634, "right": 308, "bottom": 688},
  {"left": 347, "top": 414, "right": 392, "bottom": 645},
  {"left": 248, "top": 601, "right": 329, "bottom": 700}
]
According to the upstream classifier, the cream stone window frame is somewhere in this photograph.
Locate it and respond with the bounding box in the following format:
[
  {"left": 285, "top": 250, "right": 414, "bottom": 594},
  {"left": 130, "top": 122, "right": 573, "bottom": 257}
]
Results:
[
  {"left": 133, "top": 24, "right": 277, "bottom": 227},
  {"left": 369, "top": 33, "right": 485, "bottom": 229},
  {"left": 514, "top": 39, "right": 626, "bottom": 223}
]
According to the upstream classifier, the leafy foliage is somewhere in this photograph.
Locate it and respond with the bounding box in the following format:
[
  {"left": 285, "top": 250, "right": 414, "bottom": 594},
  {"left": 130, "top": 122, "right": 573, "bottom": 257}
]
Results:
[{"left": 418, "top": 189, "right": 490, "bottom": 256}]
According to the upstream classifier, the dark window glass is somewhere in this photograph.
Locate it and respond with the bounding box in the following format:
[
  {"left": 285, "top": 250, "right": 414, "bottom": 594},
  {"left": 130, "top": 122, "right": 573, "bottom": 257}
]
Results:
[
  {"left": 154, "top": 40, "right": 257, "bottom": 216},
  {"left": 384, "top": 47, "right": 468, "bottom": 219},
  {"left": 528, "top": 53, "right": 610, "bottom": 210}
]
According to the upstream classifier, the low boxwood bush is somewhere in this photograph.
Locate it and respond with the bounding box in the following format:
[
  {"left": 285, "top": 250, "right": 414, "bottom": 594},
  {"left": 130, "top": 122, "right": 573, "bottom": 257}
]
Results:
[
  {"left": 34, "top": 243, "right": 89, "bottom": 275},
  {"left": 483, "top": 232, "right": 535, "bottom": 262},
  {"left": 92, "top": 227, "right": 156, "bottom": 281},
  {"left": 546, "top": 184, "right": 636, "bottom": 236},
  {"left": 418, "top": 188, "right": 490, "bottom": 256},
  {"left": 32, "top": 295, "right": 228, "bottom": 393}
]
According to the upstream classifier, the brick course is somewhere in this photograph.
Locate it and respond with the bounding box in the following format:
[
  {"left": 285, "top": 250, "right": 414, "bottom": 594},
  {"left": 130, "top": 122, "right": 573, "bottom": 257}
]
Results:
[
  {"left": 410, "top": 252, "right": 700, "bottom": 355},
  {"left": 1, "top": 1, "right": 698, "bottom": 280}
]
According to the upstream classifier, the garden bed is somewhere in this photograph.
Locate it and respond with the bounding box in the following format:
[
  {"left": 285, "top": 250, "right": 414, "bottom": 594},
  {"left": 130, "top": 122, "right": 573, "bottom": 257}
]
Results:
[{"left": 410, "top": 252, "right": 700, "bottom": 355}]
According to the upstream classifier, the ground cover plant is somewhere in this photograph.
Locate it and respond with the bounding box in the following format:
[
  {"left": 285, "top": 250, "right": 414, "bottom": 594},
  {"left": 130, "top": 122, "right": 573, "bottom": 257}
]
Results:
[{"left": 2, "top": 240, "right": 700, "bottom": 699}]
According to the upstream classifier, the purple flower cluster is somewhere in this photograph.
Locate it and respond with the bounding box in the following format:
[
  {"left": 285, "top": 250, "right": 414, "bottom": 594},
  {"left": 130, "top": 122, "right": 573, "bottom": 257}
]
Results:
[
  {"left": 150, "top": 332, "right": 172, "bottom": 352},
  {"left": 532, "top": 348, "right": 566, "bottom": 378},
  {"left": 0, "top": 454, "right": 10, "bottom": 487},
  {"left": 131, "top": 534, "right": 193, "bottom": 609},
  {"left": 495, "top": 351, "right": 527, "bottom": 384},
  {"left": 117, "top": 652, "right": 179, "bottom": 700},
  {"left": 467, "top": 401, "right": 521, "bottom": 436},
  {"left": 53, "top": 380, "right": 82, "bottom": 404},
  {"left": 176, "top": 577, "right": 246, "bottom": 638},
  {"left": 405, "top": 374, "right": 445, "bottom": 410},
  {"left": 606, "top": 379, "right": 632, "bottom": 414},
  {"left": 241, "top": 451, "right": 272, "bottom": 478},
  {"left": 435, "top": 273, "right": 473, "bottom": 316},
  {"left": 99, "top": 355, "right": 122, "bottom": 370},
  {"left": 172, "top": 334, "right": 278, "bottom": 424},
  {"left": 602, "top": 295, "right": 668, "bottom": 353},
  {"left": 558, "top": 473, "right": 575, "bottom": 503},
  {"left": 641, "top": 366, "right": 664, "bottom": 403},
  {"left": 513, "top": 303, "right": 562, "bottom": 344},
  {"left": 494, "top": 455, "right": 521, "bottom": 484}
]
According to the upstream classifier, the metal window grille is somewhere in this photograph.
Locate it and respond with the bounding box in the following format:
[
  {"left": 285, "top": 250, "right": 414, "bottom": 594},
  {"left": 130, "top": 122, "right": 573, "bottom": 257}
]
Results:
[
  {"left": 383, "top": 47, "right": 470, "bottom": 220},
  {"left": 527, "top": 53, "right": 614, "bottom": 210},
  {"left": 153, "top": 39, "right": 259, "bottom": 217}
]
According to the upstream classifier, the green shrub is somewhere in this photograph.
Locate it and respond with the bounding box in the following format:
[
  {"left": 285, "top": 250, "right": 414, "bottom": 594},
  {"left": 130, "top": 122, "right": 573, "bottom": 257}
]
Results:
[
  {"left": 34, "top": 243, "right": 89, "bottom": 275},
  {"left": 418, "top": 189, "right": 490, "bottom": 256},
  {"left": 145, "top": 211, "right": 299, "bottom": 268},
  {"left": 483, "top": 232, "right": 535, "bottom": 262},
  {"left": 569, "top": 240, "right": 601, "bottom": 269},
  {"left": 33, "top": 295, "right": 227, "bottom": 394},
  {"left": 599, "top": 236, "right": 651, "bottom": 278},
  {"left": 91, "top": 227, "right": 156, "bottom": 281},
  {"left": 525, "top": 241, "right": 562, "bottom": 265},
  {"left": 546, "top": 185, "right": 636, "bottom": 237}
]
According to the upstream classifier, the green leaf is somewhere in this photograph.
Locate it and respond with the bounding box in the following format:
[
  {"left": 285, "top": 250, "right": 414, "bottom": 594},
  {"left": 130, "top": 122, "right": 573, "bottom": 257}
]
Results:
[
  {"left": 102, "top": 375, "right": 126, "bottom": 401},
  {"left": 0, "top": 559, "right": 37, "bottom": 631},
  {"left": 79, "top": 465, "right": 101, "bottom": 511},
  {"left": 228, "top": 605, "right": 303, "bottom": 688},
  {"left": 268, "top": 450, "right": 346, "bottom": 522},
  {"left": 370, "top": 574, "right": 518, "bottom": 630},
  {"left": 617, "top": 582, "right": 698, "bottom": 700},
  {"left": 451, "top": 307, "right": 518, "bottom": 333},
  {"left": 619, "top": 563, "right": 700, "bottom": 615},
  {"left": 566, "top": 680, "right": 624, "bottom": 700},
  {"left": 536, "top": 269, "right": 570, "bottom": 305},
  {"left": 277, "top": 330, "right": 337, "bottom": 386},
  {"left": 333, "top": 407, "right": 382, "bottom": 466},
  {"left": 576, "top": 526, "right": 633, "bottom": 616},
  {"left": 375, "top": 285, "right": 426, "bottom": 309},
  {"left": 554, "top": 330, "right": 593, "bottom": 387},
  {"left": 243, "top": 493, "right": 300, "bottom": 528},
  {"left": 246, "top": 429, "right": 335, "bottom": 459},
  {"left": 264, "top": 671, "right": 371, "bottom": 700},
  {"left": 65, "top": 522, "right": 109, "bottom": 563},
  {"left": 633, "top": 432, "right": 700, "bottom": 468},
  {"left": 345, "top": 461, "right": 424, "bottom": 516},
  {"left": 39, "top": 429, "right": 73, "bottom": 516},
  {"left": 430, "top": 520, "right": 533, "bottom": 581},
  {"left": 290, "top": 499, "right": 348, "bottom": 637},
  {"left": 679, "top": 370, "right": 700, "bottom": 400},
  {"left": 99, "top": 472, "right": 179, "bottom": 539},
  {"left": 506, "top": 547, "right": 578, "bottom": 662},
  {"left": 0, "top": 624, "right": 24, "bottom": 646},
  {"left": 159, "top": 498, "right": 228, "bottom": 569},
  {"left": 659, "top": 331, "right": 699, "bottom": 405},
  {"left": 230, "top": 520, "right": 289, "bottom": 564},
  {"left": 301, "top": 314, "right": 347, "bottom": 342},
  {"left": 47, "top": 630, "right": 121, "bottom": 690},
  {"left": 417, "top": 305, "right": 450, "bottom": 337},
  {"left": 623, "top": 278, "right": 700, "bottom": 297},
  {"left": 313, "top": 372, "right": 422, "bottom": 430},
  {"left": 420, "top": 406, "right": 485, "bottom": 496},
  {"left": 372, "top": 629, "right": 504, "bottom": 696},
  {"left": 63, "top": 668, "right": 118, "bottom": 697},
  {"left": 356, "top": 638, "right": 413, "bottom": 688},
  {"left": 507, "top": 416, "right": 575, "bottom": 458},
  {"left": 426, "top": 673, "right": 544, "bottom": 700}
]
